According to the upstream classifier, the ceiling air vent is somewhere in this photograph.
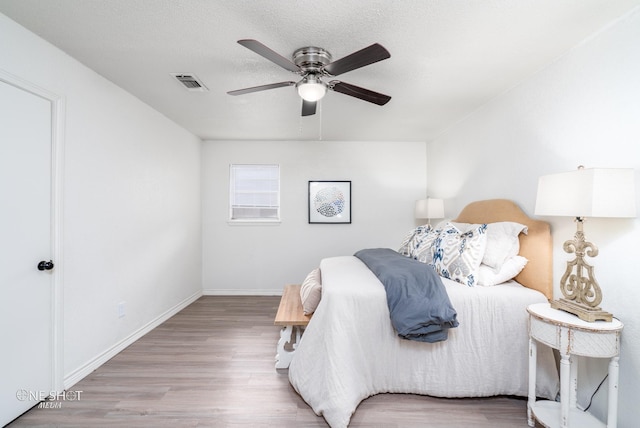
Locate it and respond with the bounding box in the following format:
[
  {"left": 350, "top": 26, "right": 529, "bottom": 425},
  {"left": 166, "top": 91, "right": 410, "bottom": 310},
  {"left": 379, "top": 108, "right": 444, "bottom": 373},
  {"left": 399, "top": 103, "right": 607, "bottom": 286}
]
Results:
[{"left": 171, "top": 73, "right": 209, "bottom": 92}]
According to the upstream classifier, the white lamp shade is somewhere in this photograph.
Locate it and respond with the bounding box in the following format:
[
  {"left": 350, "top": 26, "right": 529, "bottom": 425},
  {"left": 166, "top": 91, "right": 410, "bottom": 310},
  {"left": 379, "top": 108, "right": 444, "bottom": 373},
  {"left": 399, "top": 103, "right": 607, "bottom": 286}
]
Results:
[
  {"left": 415, "top": 198, "right": 445, "bottom": 219},
  {"left": 296, "top": 75, "right": 327, "bottom": 102},
  {"left": 535, "top": 168, "right": 636, "bottom": 218},
  {"left": 297, "top": 83, "right": 326, "bottom": 101}
]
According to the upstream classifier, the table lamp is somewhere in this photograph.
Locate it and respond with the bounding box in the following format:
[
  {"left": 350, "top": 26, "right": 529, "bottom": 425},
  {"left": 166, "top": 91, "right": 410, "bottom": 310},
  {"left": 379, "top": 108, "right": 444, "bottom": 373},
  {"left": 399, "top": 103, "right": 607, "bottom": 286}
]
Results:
[
  {"left": 415, "top": 198, "right": 444, "bottom": 226},
  {"left": 535, "top": 166, "right": 636, "bottom": 322}
]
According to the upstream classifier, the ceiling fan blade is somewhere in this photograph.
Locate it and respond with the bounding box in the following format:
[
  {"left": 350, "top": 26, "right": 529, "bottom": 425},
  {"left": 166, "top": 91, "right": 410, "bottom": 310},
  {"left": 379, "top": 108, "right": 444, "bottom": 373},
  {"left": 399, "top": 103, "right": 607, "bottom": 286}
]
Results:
[
  {"left": 237, "top": 39, "right": 300, "bottom": 73},
  {"left": 330, "top": 81, "right": 391, "bottom": 106},
  {"left": 323, "top": 43, "right": 390, "bottom": 76},
  {"left": 227, "top": 81, "right": 295, "bottom": 96},
  {"left": 301, "top": 100, "right": 317, "bottom": 116}
]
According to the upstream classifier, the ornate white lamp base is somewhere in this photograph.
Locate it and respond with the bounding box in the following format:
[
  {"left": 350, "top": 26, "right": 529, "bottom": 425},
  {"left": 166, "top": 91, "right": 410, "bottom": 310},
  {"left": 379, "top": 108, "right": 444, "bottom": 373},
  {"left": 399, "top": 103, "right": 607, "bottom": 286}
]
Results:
[
  {"left": 550, "top": 298, "right": 612, "bottom": 322},
  {"left": 555, "top": 218, "right": 613, "bottom": 322}
]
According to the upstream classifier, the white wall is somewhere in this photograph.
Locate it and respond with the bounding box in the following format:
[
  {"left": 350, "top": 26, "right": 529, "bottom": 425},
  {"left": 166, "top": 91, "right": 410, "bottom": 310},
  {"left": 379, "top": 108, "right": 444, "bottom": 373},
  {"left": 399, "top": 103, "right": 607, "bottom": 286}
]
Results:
[
  {"left": 1, "top": 14, "right": 202, "bottom": 386},
  {"left": 427, "top": 7, "right": 640, "bottom": 426},
  {"left": 202, "top": 140, "right": 426, "bottom": 294}
]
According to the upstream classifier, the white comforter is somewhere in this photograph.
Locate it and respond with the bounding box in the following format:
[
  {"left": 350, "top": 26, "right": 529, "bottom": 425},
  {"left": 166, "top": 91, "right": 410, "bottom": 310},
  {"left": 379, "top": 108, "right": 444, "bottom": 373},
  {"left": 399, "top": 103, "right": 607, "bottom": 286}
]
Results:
[{"left": 288, "top": 256, "right": 559, "bottom": 428}]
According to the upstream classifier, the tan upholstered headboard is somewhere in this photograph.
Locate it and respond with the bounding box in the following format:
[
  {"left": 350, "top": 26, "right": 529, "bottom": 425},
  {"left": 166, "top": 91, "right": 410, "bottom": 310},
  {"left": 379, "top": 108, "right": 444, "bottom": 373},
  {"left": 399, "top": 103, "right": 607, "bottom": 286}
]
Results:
[{"left": 453, "top": 199, "right": 553, "bottom": 300}]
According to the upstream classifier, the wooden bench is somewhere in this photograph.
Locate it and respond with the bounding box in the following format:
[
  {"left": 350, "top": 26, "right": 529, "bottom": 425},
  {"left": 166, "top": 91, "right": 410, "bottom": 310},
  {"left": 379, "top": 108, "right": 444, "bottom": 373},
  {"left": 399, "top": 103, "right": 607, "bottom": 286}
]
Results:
[{"left": 274, "top": 284, "right": 312, "bottom": 369}]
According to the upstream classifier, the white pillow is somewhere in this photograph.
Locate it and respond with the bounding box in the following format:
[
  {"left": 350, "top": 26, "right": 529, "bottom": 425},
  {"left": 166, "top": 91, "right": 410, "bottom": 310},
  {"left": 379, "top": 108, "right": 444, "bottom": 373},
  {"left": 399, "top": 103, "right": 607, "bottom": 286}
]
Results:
[
  {"left": 477, "top": 256, "right": 528, "bottom": 286},
  {"left": 452, "top": 221, "right": 527, "bottom": 270},
  {"left": 433, "top": 223, "right": 488, "bottom": 287},
  {"left": 300, "top": 268, "right": 322, "bottom": 315}
]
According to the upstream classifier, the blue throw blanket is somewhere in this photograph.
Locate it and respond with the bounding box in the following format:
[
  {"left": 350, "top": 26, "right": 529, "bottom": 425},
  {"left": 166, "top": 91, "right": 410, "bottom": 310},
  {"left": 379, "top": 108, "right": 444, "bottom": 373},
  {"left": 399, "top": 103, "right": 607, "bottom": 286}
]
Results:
[{"left": 354, "top": 248, "right": 458, "bottom": 342}]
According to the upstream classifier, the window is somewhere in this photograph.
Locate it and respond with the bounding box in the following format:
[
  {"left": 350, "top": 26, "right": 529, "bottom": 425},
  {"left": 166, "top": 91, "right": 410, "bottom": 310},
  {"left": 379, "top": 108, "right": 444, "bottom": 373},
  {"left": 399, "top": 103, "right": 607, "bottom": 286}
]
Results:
[{"left": 229, "top": 164, "right": 280, "bottom": 222}]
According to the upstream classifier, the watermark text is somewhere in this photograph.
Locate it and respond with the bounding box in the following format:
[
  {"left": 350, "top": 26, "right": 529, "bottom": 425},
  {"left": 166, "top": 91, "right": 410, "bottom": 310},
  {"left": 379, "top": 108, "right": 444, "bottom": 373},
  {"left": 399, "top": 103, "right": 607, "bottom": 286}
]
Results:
[{"left": 16, "top": 389, "right": 83, "bottom": 408}]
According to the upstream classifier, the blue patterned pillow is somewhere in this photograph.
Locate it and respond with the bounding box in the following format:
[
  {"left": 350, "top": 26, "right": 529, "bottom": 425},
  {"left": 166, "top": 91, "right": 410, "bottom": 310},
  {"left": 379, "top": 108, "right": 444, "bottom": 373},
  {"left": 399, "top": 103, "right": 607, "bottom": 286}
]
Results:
[
  {"left": 398, "top": 225, "right": 433, "bottom": 258},
  {"left": 410, "top": 227, "right": 441, "bottom": 264},
  {"left": 398, "top": 225, "right": 442, "bottom": 264},
  {"left": 399, "top": 226, "right": 423, "bottom": 256},
  {"left": 433, "top": 223, "right": 488, "bottom": 286}
]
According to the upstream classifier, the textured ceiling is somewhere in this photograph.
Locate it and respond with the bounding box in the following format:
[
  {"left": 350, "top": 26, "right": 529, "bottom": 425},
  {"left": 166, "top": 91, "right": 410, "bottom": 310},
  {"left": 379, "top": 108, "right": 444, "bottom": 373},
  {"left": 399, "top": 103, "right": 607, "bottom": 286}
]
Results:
[{"left": 1, "top": 0, "right": 639, "bottom": 142}]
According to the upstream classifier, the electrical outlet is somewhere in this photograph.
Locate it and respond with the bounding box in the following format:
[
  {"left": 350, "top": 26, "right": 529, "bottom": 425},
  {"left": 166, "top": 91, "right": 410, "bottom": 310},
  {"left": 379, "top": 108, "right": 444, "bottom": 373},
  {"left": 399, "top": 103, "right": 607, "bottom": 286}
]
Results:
[{"left": 117, "top": 301, "right": 126, "bottom": 318}]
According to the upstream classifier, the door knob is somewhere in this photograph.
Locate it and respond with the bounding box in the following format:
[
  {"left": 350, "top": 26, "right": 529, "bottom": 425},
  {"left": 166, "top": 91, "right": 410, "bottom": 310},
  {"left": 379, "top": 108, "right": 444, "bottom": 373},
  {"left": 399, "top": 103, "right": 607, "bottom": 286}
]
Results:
[{"left": 37, "top": 260, "right": 54, "bottom": 271}]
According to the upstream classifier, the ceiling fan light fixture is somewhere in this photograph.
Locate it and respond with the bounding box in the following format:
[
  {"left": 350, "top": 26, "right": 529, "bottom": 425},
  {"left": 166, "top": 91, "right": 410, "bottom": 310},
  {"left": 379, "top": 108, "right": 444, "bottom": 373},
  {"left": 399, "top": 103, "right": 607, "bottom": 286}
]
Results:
[{"left": 296, "top": 76, "right": 327, "bottom": 102}]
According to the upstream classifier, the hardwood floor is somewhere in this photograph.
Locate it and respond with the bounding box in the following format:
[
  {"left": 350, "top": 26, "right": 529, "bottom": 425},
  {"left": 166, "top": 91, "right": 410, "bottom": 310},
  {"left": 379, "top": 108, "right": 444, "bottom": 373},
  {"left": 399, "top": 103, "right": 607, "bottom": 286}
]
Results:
[{"left": 9, "top": 296, "right": 540, "bottom": 427}]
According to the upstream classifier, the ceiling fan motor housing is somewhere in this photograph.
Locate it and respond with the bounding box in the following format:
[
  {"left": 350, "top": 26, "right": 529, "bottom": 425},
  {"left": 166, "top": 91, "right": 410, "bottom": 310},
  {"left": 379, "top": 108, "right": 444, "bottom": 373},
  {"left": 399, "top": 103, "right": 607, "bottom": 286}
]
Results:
[{"left": 292, "top": 47, "right": 332, "bottom": 74}]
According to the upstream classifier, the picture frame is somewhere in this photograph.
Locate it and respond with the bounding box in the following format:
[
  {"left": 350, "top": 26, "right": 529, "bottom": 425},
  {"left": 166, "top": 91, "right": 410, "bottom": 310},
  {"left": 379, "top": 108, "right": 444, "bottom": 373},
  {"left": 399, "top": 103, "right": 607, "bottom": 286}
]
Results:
[{"left": 308, "top": 181, "right": 351, "bottom": 224}]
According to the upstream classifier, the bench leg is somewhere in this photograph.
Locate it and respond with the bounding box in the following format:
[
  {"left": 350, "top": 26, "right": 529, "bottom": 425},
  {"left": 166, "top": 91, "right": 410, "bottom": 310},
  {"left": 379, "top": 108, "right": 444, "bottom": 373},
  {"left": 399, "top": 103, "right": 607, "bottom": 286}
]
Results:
[{"left": 275, "top": 325, "right": 303, "bottom": 369}]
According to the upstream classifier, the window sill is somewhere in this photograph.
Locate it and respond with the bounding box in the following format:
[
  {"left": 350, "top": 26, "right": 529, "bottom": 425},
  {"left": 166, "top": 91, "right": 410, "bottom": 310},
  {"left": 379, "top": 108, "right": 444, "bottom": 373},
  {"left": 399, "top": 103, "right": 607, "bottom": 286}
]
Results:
[{"left": 227, "top": 219, "right": 281, "bottom": 226}]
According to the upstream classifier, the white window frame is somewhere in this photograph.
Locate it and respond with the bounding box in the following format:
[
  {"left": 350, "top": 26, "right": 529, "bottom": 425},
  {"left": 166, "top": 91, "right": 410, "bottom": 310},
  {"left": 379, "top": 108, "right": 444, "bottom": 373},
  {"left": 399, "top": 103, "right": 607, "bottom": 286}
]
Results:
[{"left": 228, "top": 164, "right": 281, "bottom": 224}]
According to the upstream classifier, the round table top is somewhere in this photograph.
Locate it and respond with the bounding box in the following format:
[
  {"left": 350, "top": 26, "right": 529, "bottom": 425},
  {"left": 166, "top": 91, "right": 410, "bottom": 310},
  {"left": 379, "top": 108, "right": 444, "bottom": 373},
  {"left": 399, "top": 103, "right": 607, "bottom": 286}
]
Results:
[{"left": 527, "top": 302, "right": 623, "bottom": 332}]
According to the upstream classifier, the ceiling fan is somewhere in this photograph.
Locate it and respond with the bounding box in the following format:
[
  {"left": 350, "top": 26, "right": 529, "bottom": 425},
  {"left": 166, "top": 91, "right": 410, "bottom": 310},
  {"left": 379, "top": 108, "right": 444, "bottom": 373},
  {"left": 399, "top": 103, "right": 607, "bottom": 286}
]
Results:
[{"left": 227, "top": 39, "right": 391, "bottom": 116}]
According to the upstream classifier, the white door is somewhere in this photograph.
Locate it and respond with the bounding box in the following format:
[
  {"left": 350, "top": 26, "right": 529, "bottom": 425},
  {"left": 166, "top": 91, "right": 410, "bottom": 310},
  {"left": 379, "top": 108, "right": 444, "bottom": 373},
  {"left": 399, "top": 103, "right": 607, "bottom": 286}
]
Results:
[{"left": 0, "top": 79, "right": 54, "bottom": 426}]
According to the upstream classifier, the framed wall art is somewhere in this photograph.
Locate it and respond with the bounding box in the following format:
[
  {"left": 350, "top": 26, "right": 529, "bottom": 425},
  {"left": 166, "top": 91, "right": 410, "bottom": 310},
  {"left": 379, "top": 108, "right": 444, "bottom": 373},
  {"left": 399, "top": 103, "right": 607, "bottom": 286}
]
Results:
[{"left": 308, "top": 181, "right": 351, "bottom": 224}]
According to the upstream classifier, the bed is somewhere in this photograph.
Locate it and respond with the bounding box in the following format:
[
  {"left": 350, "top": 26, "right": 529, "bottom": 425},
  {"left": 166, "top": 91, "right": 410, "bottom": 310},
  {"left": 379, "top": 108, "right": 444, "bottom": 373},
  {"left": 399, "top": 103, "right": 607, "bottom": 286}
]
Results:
[{"left": 288, "top": 199, "right": 560, "bottom": 427}]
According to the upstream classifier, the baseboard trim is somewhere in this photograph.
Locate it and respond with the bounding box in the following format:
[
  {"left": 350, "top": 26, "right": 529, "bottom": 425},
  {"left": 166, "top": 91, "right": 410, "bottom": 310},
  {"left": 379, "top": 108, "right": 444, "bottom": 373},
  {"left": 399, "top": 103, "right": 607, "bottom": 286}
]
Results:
[
  {"left": 63, "top": 290, "right": 202, "bottom": 389},
  {"left": 202, "top": 288, "right": 282, "bottom": 296}
]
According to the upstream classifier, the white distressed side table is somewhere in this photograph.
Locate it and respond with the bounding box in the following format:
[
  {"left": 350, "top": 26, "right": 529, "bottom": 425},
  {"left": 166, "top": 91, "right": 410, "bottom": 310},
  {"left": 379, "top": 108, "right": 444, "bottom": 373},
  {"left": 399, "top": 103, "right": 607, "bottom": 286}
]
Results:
[{"left": 527, "top": 302, "right": 623, "bottom": 428}]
